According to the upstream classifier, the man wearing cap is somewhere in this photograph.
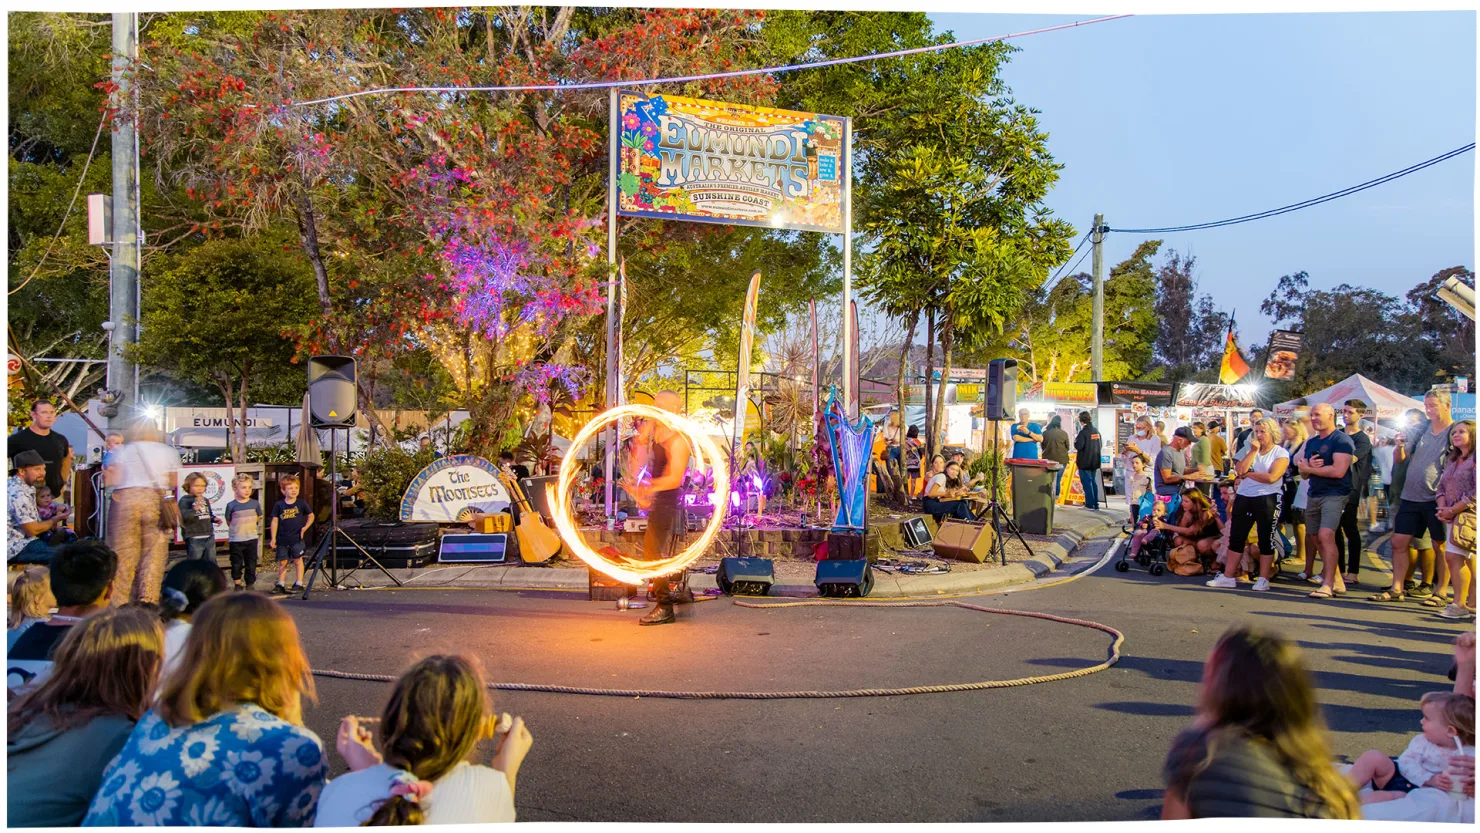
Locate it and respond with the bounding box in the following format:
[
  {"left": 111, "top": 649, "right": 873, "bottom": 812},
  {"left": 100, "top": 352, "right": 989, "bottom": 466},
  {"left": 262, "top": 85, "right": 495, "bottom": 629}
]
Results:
[
  {"left": 1155, "top": 427, "right": 1210, "bottom": 497},
  {"left": 8, "top": 450, "right": 70, "bottom": 564}
]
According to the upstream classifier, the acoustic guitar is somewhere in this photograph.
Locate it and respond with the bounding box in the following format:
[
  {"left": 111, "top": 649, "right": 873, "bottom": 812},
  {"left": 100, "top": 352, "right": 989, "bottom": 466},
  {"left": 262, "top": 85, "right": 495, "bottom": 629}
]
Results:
[{"left": 498, "top": 471, "right": 563, "bottom": 563}]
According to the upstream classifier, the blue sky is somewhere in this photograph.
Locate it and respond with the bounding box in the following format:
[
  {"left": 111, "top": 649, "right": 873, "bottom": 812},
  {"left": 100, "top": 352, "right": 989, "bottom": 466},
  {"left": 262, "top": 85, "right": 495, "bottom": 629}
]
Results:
[{"left": 927, "top": 11, "right": 1476, "bottom": 343}]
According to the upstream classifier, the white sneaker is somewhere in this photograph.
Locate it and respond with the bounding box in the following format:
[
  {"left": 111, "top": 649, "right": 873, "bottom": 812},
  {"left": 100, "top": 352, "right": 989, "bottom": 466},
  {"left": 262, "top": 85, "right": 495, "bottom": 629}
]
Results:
[
  {"left": 1368, "top": 523, "right": 1383, "bottom": 533},
  {"left": 1206, "top": 574, "right": 1238, "bottom": 589},
  {"left": 1252, "top": 577, "right": 1271, "bottom": 592}
]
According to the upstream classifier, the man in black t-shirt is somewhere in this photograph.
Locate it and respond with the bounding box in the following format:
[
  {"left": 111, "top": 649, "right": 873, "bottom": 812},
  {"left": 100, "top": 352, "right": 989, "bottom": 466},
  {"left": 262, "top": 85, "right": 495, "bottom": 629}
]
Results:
[
  {"left": 7, "top": 401, "right": 73, "bottom": 498},
  {"left": 7, "top": 540, "right": 117, "bottom": 696},
  {"left": 1333, "top": 400, "right": 1374, "bottom": 587}
]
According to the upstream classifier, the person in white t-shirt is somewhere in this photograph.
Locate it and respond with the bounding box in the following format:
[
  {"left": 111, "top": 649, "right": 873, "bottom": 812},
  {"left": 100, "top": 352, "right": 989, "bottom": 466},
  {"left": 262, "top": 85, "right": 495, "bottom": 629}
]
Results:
[
  {"left": 315, "top": 655, "right": 533, "bottom": 826},
  {"left": 1208, "top": 418, "right": 1290, "bottom": 592}
]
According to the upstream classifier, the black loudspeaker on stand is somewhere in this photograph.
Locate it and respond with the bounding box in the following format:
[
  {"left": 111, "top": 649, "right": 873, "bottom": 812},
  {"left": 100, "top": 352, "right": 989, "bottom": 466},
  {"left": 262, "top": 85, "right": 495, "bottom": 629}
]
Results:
[
  {"left": 983, "top": 358, "right": 1032, "bottom": 566},
  {"left": 302, "top": 356, "right": 402, "bottom": 599}
]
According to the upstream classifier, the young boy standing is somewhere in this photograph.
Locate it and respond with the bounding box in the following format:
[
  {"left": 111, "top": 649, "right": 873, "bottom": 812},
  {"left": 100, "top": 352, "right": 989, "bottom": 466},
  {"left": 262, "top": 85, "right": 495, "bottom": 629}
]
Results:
[
  {"left": 224, "top": 474, "right": 262, "bottom": 592},
  {"left": 269, "top": 474, "right": 314, "bottom": 596},
  {"left": 178, "top": 472, "right": 218, "bottom": 560}
]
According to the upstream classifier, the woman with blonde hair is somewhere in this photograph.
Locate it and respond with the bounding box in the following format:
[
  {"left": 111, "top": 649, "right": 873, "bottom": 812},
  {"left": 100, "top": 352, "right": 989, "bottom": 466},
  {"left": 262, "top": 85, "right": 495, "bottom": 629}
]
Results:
[
  {"left": 104, "top": 420, "right": 181, "bottom": 605},
  {"left": 314, "top": 655, "right": 534, "bottom": 826},
  {"left": 1207, "top": 418, "right": 1290, "bottom": 592},
  {"left": 1163, "top": 627, "right": 1361, "bottom": 819},
  {"left": 8, "top": 566, "right": 55, "bottom": 649},
  {"left": 8, "top": 607, "right": 163, "bottom": 827},
  {"left": 82, "top": 593, "right": 327, "bottom": 827}
]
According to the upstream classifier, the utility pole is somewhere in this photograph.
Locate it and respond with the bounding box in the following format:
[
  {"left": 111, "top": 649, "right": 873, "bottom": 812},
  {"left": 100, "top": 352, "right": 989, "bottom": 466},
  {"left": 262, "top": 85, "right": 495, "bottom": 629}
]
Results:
[
  {"left": 106, "top": 12, "right": 140, "bottom": 429},
  {"left": 1090, "top": 213, "right": 1105, "bottom": 382}
]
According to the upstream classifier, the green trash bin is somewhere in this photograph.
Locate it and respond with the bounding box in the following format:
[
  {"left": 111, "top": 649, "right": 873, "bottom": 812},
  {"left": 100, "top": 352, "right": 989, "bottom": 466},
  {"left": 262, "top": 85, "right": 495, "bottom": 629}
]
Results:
[{"left": 1009, "top": 459, "right": 1060, "bottom": 535}]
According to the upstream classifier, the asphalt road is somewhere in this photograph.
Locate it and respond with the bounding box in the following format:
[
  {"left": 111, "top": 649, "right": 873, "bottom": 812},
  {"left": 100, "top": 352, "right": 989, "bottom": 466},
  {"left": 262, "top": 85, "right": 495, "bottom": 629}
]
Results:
[{"left": 285, "top": 531, "right": 1470, "bottom": 822}]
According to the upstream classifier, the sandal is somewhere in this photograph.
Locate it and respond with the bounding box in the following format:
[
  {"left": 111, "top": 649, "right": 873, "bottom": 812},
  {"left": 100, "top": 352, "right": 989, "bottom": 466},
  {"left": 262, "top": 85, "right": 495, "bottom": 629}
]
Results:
[
  {"left": 1367, "top": 590, "right": 1406, "bottom": 602},
  {"left": 1308, "top": 587, "right": 1334, "bottom": 599},
  {"left": 1421, "top": 596, "right": 1452, "bottom": 608}
]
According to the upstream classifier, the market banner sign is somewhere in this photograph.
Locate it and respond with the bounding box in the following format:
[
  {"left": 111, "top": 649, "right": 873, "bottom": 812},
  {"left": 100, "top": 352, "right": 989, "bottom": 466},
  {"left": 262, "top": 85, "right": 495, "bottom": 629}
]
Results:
[
  {"left": 400, "top": 455, "right": 511, "bottom": 523},
  {"left": 616, "top": 91, "right": 846, "bottom": 233},
  {"left": 1176, "top": 383, "right": 1258, "bottom": 408},
  {"left": 1263, "top": 330, "right": 1304, "bottom": 381},
  {"left": 1020, "top": 381, "right": 1098, "bottom": 405},
  {"left": 1099, "top": 382, "right": 1176, "bottom": 406}
]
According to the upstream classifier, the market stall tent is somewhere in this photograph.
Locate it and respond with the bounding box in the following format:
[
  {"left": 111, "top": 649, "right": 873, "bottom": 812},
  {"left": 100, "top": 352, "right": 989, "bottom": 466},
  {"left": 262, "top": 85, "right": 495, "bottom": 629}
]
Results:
[{"left": 1273, "top": 374, "right": 1423, "bottom": 420}]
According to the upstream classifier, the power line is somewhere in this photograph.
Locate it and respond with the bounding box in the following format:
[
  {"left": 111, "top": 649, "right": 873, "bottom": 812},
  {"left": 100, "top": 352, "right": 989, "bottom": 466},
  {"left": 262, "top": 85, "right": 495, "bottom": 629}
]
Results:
[
  {"left": 1040, "top": 231, "right": 1092, "bottom": 295},
  {"left": 291, "top": 15, "right": 1132, "bottom": 107},
  {"left": 1111, "top": 142, "right": 1475, "bottom": 235}
]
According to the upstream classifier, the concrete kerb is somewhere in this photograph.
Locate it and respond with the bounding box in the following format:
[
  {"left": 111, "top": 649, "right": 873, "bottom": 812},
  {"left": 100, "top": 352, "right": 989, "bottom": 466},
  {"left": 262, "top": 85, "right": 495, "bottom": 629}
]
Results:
[{"left": 313, "top": 512, "right": 1124, "bottom": 599}]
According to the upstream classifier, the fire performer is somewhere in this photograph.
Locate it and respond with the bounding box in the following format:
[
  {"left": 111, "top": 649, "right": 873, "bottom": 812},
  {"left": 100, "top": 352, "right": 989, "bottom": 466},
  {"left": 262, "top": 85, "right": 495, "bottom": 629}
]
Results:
[{"left": 627, "top": 390, "right": 694, "bottom": 626}]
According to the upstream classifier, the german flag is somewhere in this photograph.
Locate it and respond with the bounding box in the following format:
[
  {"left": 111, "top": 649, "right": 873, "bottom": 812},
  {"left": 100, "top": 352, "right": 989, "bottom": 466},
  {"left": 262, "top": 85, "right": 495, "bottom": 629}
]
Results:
[{"left": 1219, "top": 326, "right": 1251, "bottom": 385}]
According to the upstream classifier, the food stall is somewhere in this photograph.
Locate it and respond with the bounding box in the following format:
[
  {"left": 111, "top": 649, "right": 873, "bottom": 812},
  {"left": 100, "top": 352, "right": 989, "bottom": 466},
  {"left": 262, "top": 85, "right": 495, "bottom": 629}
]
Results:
[{"left": 1099, "top": 381, "right": 1178, "bottom": 496}]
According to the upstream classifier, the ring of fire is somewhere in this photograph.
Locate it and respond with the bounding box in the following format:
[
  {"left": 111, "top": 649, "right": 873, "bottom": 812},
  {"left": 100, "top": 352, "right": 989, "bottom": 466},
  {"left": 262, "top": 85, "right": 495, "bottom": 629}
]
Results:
[{"left": 551, "top": 404, "right": 731, "bottom": 584}]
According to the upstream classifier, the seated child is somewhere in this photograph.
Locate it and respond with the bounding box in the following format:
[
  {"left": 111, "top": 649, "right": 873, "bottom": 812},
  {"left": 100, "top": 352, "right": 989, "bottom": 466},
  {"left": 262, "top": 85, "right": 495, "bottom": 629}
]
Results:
[
  {"left": 33, "top": 487, "right": 77, "bottom": 546},
  {"left": 1126, "top": 456, "right": 1152, "bottom": 524},
  {"left": 1128, "top": 499, "right": 1169, "bottom": 559},
  {"left": 1347, "top": 691, "right": 1475, "bottom": 803}
]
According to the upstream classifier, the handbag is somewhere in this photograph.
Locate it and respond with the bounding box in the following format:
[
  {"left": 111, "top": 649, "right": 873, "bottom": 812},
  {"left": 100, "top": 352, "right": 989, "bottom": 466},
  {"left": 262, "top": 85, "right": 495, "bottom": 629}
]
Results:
[
  {"left": 137, "top": 446, "right": 181, "bottom": 533},
  {"left": 1453, "top": 507, "right": 1476, "bottom": 553}
]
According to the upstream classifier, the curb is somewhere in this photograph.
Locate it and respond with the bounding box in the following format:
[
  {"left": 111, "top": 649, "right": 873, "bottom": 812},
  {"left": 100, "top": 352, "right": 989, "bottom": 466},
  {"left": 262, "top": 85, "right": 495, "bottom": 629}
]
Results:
[{"left": 310, "top": 511, "right": 1125, "bottom": 599}]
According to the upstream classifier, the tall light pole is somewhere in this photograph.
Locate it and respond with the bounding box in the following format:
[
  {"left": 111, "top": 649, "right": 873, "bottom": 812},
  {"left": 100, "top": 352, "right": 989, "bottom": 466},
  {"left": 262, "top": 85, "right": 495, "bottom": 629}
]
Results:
[
  {"left": 106, "top": 12, "right": 140, "bottom": 428},
  {"left": 1090, "top": 213, "right": 1105, "bottom": 382}
]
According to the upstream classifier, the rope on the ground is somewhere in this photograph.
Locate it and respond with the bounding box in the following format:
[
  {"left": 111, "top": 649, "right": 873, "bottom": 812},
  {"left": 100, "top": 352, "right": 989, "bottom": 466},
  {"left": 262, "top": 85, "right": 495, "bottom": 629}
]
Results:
[{"left": 310, "top": 600, "right": 1125, "bottom": 700}]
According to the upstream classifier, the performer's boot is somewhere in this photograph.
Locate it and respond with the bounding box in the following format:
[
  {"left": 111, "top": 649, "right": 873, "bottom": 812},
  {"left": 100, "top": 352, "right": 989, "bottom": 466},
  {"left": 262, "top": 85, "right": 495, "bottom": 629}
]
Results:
[{"left": 639, "top": 603, "right": 676, "bottom": 625}]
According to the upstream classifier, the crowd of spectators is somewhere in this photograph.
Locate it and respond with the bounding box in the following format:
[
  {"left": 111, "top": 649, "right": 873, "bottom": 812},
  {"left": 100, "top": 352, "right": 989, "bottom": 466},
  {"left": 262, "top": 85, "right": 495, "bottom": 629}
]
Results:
[{"left": 8, "top": 539, "right": 532, "bottom": 827}]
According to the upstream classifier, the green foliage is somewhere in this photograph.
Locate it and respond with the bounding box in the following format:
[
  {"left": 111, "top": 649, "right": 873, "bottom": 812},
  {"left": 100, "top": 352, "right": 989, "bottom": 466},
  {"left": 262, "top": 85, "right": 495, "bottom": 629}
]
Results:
[
  {"left": 1259, "top": 269, "right": 1474, "bottom": 394},
  {"left": 127, "top": 235, "right": 316, "bottom": 453},
  {"left": 356, "top": 445, "right": 437, "bottom": 521},
  {"left": 967, "top": 241, "right": 1163, "bottom": 383}
]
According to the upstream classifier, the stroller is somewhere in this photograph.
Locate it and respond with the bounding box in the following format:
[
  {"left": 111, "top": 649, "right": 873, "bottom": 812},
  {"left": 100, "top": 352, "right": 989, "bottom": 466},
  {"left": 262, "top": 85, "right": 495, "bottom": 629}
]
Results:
[{"left": 1116, "top": 493, "right": 1181, "bottom": 576}]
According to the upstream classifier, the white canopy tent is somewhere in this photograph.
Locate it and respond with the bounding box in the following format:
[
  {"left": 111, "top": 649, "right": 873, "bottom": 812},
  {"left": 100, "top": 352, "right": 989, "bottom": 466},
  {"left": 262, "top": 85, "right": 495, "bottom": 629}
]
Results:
[{"left": 1273, "top": 374, "right": 1423, "bottom": 421}]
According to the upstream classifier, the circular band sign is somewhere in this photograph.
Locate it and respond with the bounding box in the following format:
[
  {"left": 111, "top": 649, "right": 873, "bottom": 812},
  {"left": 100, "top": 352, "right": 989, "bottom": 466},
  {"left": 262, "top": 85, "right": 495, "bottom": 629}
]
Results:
[{"left": 399, "top": 455, "right": 511, "bottom": 522}]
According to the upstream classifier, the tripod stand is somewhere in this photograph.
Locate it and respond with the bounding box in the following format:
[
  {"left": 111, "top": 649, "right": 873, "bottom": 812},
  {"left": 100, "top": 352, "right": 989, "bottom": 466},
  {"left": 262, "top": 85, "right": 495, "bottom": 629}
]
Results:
[
  {"left": 983, "top": 420, "right": 1034, "bottom": 566},
  {"left": 301, "top": 428, "right": 403, "bottom": 600}
]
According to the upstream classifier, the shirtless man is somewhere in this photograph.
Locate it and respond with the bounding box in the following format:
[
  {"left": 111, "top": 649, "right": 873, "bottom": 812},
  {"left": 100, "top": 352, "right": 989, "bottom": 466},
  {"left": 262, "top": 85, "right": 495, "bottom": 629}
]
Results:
[{"left": 627, "top": 391, "right": 693, "bottom": 626}]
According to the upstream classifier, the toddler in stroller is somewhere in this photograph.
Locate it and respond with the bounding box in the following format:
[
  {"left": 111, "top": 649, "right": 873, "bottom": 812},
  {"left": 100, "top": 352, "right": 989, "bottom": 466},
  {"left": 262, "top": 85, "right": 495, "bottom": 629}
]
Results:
[{"left": 1118, "top": 493, "right": 1179, "bottom": 575}]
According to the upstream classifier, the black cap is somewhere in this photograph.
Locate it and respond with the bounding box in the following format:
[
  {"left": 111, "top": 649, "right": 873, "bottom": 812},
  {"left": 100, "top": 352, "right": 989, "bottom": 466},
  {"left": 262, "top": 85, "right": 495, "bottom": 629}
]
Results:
[
  {"left": 1173, "top": 426, "right": 1195, "bottom": 442},
  {"left": 12, "top": 450, "right": 46, "bottom": 469}
]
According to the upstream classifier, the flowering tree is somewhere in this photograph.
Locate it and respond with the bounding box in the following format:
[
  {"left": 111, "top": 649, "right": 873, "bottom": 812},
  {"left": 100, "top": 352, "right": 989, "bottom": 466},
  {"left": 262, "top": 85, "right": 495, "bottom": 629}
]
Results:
[{"left": 133, "top": 7, "right": 785, "bottom": 452}]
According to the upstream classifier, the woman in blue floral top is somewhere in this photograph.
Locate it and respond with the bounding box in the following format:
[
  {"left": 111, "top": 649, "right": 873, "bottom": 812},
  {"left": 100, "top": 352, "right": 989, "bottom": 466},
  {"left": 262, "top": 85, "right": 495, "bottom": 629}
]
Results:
[{"left": 83, "top": 593, "right": 326, "bottom": 827}]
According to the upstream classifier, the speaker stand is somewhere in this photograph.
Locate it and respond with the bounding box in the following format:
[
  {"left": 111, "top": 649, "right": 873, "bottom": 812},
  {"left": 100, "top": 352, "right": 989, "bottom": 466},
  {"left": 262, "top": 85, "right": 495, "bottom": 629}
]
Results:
[
  {"left": 987, "top": 421, "right": 1034, "bottom": 566},
  {"left": 302, "top": 428, "right": 403, "bottom": 600}
]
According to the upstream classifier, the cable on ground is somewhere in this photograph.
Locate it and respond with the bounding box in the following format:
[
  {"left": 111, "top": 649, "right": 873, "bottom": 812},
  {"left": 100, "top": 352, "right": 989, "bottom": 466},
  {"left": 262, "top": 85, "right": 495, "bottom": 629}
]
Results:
[{"left": 311, "top": 600, "right": 1124, "bottom": 700}]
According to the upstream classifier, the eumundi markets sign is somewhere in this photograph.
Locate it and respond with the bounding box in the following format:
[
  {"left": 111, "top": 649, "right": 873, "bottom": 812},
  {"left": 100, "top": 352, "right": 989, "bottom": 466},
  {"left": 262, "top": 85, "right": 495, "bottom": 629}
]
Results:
[
  {"left": 616, "top": 91, "right": 846, "bottom": 233},
  {"left": 399, "top": 455, "right": 511, "bottom": 523}
]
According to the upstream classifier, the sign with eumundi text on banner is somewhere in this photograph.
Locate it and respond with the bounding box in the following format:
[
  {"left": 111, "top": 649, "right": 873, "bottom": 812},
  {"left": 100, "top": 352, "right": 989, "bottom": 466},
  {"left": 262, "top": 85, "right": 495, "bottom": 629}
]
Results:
[{"left": 616, "top": 91, "right": 846, "bottom": 233}]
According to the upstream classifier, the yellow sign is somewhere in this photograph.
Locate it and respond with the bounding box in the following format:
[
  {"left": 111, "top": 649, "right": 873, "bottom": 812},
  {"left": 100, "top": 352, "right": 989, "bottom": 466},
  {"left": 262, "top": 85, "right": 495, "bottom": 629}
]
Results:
[{"left": 1022, "top": 381, "right": 1098, "bottom": 405}]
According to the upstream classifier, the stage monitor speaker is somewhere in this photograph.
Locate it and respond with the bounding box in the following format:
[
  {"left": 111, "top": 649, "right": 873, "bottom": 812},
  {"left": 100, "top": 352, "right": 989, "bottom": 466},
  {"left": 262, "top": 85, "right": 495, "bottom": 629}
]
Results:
[
  {"left": 520, "top": 475, "right": 558, "bottom": 523},
  {"left": 902, "top": 517, "right": 932, "bottom": 548},
  {"left": 932, "top": 520, "right": 996, "bottom": 563},
  {"left": 717, "top": 556, "right": 774, "bottom": 596},
  {"left": 437, "top": 533, "right": 511, "bottom": 563},
  {"left": 986, "top": 358, "right": 1019, "bottom": 422},
  {"left": 308, "top": 355, "right": 357, "bottom": 429},
  {"left": 826, "top": 531, "right": 868, "bottom": 561},
  {"left": 815, "top": 558, "right": 874, "bottom": 598}
]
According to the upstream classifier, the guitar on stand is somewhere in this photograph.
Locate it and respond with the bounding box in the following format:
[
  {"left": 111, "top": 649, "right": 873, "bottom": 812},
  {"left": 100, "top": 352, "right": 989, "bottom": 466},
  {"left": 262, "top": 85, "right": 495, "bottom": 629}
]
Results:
[{"left": 498, "top": 471, "right": 563, "bottom": 564}]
